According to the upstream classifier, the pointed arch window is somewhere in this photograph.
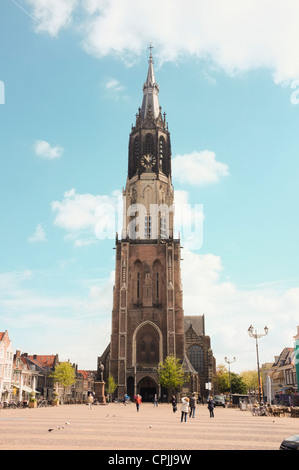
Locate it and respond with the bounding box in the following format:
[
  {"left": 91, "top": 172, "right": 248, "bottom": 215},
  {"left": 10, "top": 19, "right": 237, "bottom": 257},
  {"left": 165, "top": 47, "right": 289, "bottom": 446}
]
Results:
[
  {"left": 134, "top": 137, "right": 140, "bottom": 160},
  {"left": 188, "top": 345, "right": 204, "bottom": 373},
  {"left": 145, "top": 134, "right": 153, "bottom": 155},
  {"left": 145, "top": 215, "right": 152, "bottom": 239}
]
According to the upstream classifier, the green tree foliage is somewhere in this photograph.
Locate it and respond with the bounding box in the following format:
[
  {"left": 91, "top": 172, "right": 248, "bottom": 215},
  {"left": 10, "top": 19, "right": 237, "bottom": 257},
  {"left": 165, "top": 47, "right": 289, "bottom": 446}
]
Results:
[
  {"left": 158, "top": 355, "right": 186, "bottom": 394},
  {"left": 50, "top": 362, "right": 76, "bottom": 401},
  {"left": 214, "top": 364, "right": 230, "bottom": 392},
  {"left": 240, "top": 370, "right": 258, "bottom": 391},
  {"left": 230, "top": 373, "right": 247, "bottom": 394},
  {"left": 215, "top": 364, "right": 248, "bottom": 394},
  {"left": 106, "top": 375, "right": 118, "bottom": 397}
]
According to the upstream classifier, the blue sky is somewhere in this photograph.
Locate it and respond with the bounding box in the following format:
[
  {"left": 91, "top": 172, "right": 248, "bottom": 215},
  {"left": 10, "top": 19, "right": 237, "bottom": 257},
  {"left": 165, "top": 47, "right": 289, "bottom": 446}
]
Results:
[{"left": 1, "top": 0, "right": 299, "bottom": 372}]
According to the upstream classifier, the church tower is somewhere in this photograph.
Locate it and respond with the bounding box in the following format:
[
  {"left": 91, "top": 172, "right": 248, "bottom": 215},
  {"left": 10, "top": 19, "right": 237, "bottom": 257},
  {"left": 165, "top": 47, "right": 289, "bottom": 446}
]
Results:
[{"left": 109, "top": 50, "right": 185, "bottom": 401}]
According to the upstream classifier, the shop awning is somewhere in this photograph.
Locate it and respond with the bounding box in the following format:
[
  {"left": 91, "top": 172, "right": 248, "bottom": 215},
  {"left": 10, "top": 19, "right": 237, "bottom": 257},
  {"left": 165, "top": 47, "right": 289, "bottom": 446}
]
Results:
[
  {"left": 12, "top": 384, "right": 40, "bottom": 393},
  {"left": 277, "top": 386, "right": 296, "bottom": 391}
]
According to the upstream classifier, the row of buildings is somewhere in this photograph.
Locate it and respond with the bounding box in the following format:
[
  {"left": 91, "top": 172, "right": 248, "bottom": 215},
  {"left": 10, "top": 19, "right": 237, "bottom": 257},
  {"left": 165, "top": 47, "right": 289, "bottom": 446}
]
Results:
[
  {"left": 262, "top": 326, "right": 299, "bottom": 405},
  {"left": 0, "top": 331, "right": 95, "bottom": 404},
  {"left": 1, "top": 325, "right": 298, "bottom": 405}
]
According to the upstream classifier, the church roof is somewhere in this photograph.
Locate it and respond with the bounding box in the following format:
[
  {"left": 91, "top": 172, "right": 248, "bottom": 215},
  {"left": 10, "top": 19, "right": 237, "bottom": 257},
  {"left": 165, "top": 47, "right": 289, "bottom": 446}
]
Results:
[
  {"left": 182, "top": 355, "right": 198, "bottom": 374},
  {"left": 184, "top": 315, "right": 205, "bottom": 337}
]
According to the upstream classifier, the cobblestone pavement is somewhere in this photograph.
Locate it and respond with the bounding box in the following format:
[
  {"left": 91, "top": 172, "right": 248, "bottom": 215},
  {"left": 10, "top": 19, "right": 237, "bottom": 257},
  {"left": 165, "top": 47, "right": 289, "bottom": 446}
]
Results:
[{"left": 0, "top": 403, "right": 298, "bottom": 451}]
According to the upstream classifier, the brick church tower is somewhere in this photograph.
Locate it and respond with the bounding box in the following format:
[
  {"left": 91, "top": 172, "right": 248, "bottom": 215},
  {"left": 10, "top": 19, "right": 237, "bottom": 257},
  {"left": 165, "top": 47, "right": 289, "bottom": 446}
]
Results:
[{"left": 100, "top": 50, "right": 215, "bottom": 401}]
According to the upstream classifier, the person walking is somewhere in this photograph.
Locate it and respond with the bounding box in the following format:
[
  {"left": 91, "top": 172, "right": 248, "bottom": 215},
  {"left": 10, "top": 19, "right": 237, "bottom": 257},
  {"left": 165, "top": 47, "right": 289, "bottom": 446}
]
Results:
[
  {"left": 136, "top": 394, "right": 142, "bottom": 412},
  {"left": 87, "top": 393, "right": 94, "bottom": 410},
  {"left": 153, "top": 394, "right": 158, "bottom": 407},
  {"left": 171, "top": 395, "right": 177, "bottom": 413},
  {"left": 180, "top": 397, "right": 189, "bottom": 422},
  {"left": 208, "top": 396, "right": 215, "bottom": 418},
  {"left": 189, "top": 393, "right": 196, "bottom": 418}
]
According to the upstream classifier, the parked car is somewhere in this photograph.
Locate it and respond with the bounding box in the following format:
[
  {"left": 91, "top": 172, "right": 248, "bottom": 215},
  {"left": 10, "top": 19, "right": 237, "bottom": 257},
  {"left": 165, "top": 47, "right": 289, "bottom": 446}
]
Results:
[
  {"left": 214, "top": 395, "right": 226, "bottom": 407},
  {"left": 280, "top": 435, "right": 299, "bottom": 450}
]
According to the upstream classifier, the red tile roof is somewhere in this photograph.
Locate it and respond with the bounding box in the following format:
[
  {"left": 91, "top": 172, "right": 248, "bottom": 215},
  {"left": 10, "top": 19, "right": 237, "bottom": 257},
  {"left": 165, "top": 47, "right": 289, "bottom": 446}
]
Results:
[{"left": 28, "top": 355, "right": 56, "bottom": 367}]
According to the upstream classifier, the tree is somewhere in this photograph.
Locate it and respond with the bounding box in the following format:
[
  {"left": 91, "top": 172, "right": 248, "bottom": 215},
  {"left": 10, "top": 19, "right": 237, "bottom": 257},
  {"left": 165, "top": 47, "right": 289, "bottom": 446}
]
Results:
[
  {"left": 50, "top": 362, "right": 76, "bottom": 402},
  {"left": 230, "top": 373, "right": 247, "bottom": 394},
  {"left": 240, "top": 370, "right": 258, "bottom": 393},
  {"left": 215, "top": 364, "right": 248, "bottom": 395},
  {"left": 214, "top": 364, "right": 230, "bottom": 393},
  {"left": 158, "top": 355, "right": 186, "bottom": 395},
  {"left": 106, "top": 375, "right": 118, "bottom": 399}
]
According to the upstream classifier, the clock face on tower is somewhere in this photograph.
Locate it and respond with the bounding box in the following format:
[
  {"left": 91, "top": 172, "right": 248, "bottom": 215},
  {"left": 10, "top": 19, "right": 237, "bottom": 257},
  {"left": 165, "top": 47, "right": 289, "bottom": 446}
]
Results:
[{"left": 141, "top": 153, "right": 156, "bottom": 168}]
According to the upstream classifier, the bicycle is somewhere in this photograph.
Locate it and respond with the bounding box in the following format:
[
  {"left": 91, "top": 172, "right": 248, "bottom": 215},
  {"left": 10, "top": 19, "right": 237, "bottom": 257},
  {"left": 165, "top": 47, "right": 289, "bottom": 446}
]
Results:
[{"left": 251, "top": 404, "right": 269, "bottom": 416}]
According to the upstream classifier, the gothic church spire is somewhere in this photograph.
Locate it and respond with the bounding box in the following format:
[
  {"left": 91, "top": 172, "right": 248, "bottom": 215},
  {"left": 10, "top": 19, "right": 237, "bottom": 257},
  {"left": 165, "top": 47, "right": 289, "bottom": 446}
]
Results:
[{"left": 141, "top": 45, "right": 160, "bottom": 120}]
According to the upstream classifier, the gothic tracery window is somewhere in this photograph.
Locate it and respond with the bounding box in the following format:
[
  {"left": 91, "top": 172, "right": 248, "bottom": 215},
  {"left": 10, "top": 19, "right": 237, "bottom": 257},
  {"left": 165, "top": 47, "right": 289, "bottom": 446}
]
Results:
[
  {"left": 188, "top": 344, "right": 204, "bottom": 373},
  {"left": 134, "top": 137, "right": 140, "bottom": 160},
  {"left": 136, "top": 324, "right": 160, "bottom": 367},
  {"left": 145, "top": 134, "right": 153, "bottom": 155}
]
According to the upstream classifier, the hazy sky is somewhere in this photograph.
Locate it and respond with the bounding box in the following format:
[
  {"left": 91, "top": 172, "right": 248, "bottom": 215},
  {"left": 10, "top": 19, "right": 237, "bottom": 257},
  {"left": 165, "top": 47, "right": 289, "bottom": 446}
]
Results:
[{"left": 1, "top": 0, "right": 299, "bottom": 372}]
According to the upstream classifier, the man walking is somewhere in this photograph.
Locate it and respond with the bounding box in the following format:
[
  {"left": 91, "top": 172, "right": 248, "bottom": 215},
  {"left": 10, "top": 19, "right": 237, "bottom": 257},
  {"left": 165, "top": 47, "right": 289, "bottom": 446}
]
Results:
[{"left": 208, "top": 396, "right": 215, "bottom": 418}]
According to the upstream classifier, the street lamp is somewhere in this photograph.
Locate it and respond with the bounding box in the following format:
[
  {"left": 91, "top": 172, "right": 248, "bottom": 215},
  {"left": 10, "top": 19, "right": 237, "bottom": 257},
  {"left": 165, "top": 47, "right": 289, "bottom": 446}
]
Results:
[
  {"left": 224, "top": 356, "right": 236, "bottom": 404},
  {"left": 248, "top": 325, "right": 269, "bottom": 403}
]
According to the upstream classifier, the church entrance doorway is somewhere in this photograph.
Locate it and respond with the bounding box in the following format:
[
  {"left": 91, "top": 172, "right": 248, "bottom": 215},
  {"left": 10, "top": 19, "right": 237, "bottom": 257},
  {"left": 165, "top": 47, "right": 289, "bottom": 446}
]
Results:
[{"left": 138, "top": 377, "right": 158, "bottom": 402}]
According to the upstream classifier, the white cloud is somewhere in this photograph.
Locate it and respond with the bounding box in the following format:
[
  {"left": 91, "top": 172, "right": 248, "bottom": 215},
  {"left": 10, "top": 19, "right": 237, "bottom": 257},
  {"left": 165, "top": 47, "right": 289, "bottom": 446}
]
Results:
[
  {"left": 106, "top": 78, "right": 124, "bottom": 92},
  {"left": 105, "top": 78, "right": 127, "bottom": 100},
  {"left": 174, "top": 189, "right": 204, "bottom": 250},
  {"left": 172, "top": 150, "right": 229, "bottom": 186},
  {"left": 28, "top": 223, "right": 47, "bottom": 243},
  {"left": 23, "top": 0, "right": 299, "bottom": 83},
  {"left": 25, "top": 0, "right": 77, "bottom": 37},
  {"left": 0, "top": 268, "right": 113, "bottom": 368},
  {"left": 51, "top": 188, "right": 122, "bottom": 245},
  {"left": 181, "top": 250, "right": 299, "bottom": 372},
  {"left": 34, "top": 140, "right": 64, "bottom": 159},
  {"left": 76, "top": 0, "right": 299, "bottom": 84}
]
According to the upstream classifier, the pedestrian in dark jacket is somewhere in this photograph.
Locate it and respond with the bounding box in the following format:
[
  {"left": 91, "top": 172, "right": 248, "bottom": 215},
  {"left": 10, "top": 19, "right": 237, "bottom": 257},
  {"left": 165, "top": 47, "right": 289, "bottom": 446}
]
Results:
[
  {"left": 171, "top": 395, "right": 177, "bottom": 413},
  {"left": 208, "top": 397, "right": 215, "bottom": 418},
  {"left": 189, "top": 393, "right": 196, "bottom": 418}
]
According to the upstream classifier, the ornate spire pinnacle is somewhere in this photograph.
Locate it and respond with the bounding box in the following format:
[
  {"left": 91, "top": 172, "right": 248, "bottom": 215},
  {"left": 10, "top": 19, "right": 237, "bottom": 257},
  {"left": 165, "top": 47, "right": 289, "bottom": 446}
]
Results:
[{"left": 141, "top": 45, "right": 160, "bottom": 120}]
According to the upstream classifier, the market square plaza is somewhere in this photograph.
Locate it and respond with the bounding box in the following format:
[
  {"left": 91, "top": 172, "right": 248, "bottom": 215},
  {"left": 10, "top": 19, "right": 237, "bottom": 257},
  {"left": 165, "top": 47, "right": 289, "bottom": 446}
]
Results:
[{"left": 0, "top": 402, "right": 298, "bottom": 451}]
